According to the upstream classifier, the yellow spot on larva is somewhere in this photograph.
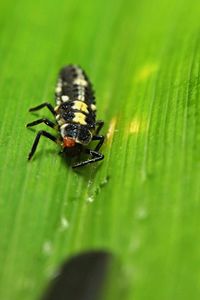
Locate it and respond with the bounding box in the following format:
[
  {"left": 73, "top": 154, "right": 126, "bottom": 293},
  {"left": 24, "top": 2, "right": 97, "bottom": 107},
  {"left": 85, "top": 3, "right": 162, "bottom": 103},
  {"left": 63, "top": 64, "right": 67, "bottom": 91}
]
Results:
[
  {"left": 91, "top": 104, "right": 96, "bottom": 111},
  {"left": 73, "top": 78, "right": 88, "bottom": 86},
  {"left": 73, "top": 112, "right": 87, "bottom": 125},
  {"left": 135, "top": 63, "right": 158, "bottom": 82},
  {"left": 73, "top": 101, "right": 89, "bottom": 114},
  {"left": 77, "top": 95, "right": 85, "bottom": 101},
  {"left": 54, "top": 105, "right": 59, "bottom": 112},
  {"left": 106, "top": 117, "right": 117, "bottom": 144}
]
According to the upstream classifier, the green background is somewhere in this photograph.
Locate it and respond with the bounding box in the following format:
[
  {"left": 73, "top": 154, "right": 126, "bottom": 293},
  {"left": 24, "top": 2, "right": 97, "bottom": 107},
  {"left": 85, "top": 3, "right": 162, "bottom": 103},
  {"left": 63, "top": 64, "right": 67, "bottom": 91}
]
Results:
[{"left": 0, "top": 0, "right": 200, "bottom": 299}]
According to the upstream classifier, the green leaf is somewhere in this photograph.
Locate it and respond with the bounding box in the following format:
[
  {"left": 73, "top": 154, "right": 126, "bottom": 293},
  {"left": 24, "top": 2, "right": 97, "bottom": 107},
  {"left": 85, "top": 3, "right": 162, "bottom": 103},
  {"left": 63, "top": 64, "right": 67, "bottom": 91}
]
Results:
[{"left": 0, "top": 0, "right": 200, "bottom": 299}]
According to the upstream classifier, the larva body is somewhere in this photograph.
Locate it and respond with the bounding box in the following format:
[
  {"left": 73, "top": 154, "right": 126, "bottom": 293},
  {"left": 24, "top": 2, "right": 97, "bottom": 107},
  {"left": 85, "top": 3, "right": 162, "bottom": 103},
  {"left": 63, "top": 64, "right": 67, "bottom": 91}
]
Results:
[{"left": 27, "top": 65, "right": 104, "bottom": 168}]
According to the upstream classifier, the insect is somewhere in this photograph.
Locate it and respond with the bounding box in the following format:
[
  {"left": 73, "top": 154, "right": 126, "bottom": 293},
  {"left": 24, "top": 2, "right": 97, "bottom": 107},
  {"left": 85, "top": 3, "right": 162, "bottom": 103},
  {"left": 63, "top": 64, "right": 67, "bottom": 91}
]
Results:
[{"left": 27, "top": 65, "right": 104, "bottom": 168}]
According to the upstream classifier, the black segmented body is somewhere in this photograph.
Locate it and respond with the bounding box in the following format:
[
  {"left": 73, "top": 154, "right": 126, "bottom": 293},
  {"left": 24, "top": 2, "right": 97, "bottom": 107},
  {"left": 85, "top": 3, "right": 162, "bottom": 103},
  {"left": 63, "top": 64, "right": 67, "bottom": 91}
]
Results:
[
  {"left": 27, "top": 65, "right": 105, "bottom": 168},
  {"left": 55, "top": 65, "right": 96, "bottom": 131},
  {"left": 56, "top": 66, "right": 95, "bottom": 104}
]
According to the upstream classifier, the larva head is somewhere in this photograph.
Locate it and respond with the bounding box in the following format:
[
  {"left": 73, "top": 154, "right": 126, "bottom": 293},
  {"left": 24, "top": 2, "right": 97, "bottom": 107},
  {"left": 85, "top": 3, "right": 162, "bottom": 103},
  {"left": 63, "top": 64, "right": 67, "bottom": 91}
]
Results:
[{"left": 61, "top": 124, "right": 92, "bottom": 148}]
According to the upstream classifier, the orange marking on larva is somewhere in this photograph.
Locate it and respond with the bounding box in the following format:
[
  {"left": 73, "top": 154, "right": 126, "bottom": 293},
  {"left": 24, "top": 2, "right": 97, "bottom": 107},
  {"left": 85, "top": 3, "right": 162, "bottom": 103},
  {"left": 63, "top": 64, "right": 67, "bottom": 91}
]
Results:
[{"left": 63, "top": 137, "right": 76, "bottom": 148}]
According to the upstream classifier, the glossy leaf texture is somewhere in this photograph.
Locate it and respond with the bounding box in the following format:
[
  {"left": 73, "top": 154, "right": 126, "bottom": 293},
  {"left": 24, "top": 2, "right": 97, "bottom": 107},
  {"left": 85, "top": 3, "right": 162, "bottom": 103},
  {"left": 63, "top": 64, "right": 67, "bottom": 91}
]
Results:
[{"left": 0, "top": 0, "right": 200, "bottom": 299}]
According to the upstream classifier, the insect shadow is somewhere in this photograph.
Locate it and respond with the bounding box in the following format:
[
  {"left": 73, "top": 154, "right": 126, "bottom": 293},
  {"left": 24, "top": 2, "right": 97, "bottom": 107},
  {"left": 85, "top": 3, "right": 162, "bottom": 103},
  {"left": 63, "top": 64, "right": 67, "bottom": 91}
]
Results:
[
  {"left": 40, "top": 250, "right": 112, "bottom": 300},
  {"left": 59, "top": 149, "right": 103, "bottom": 180}
]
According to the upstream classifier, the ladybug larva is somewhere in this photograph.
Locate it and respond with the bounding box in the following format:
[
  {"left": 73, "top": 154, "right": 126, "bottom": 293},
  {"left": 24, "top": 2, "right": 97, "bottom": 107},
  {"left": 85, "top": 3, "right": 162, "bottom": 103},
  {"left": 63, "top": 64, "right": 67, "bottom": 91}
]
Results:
[{"left": 27, "top": 65, "right": 104, "bottom": 168}]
